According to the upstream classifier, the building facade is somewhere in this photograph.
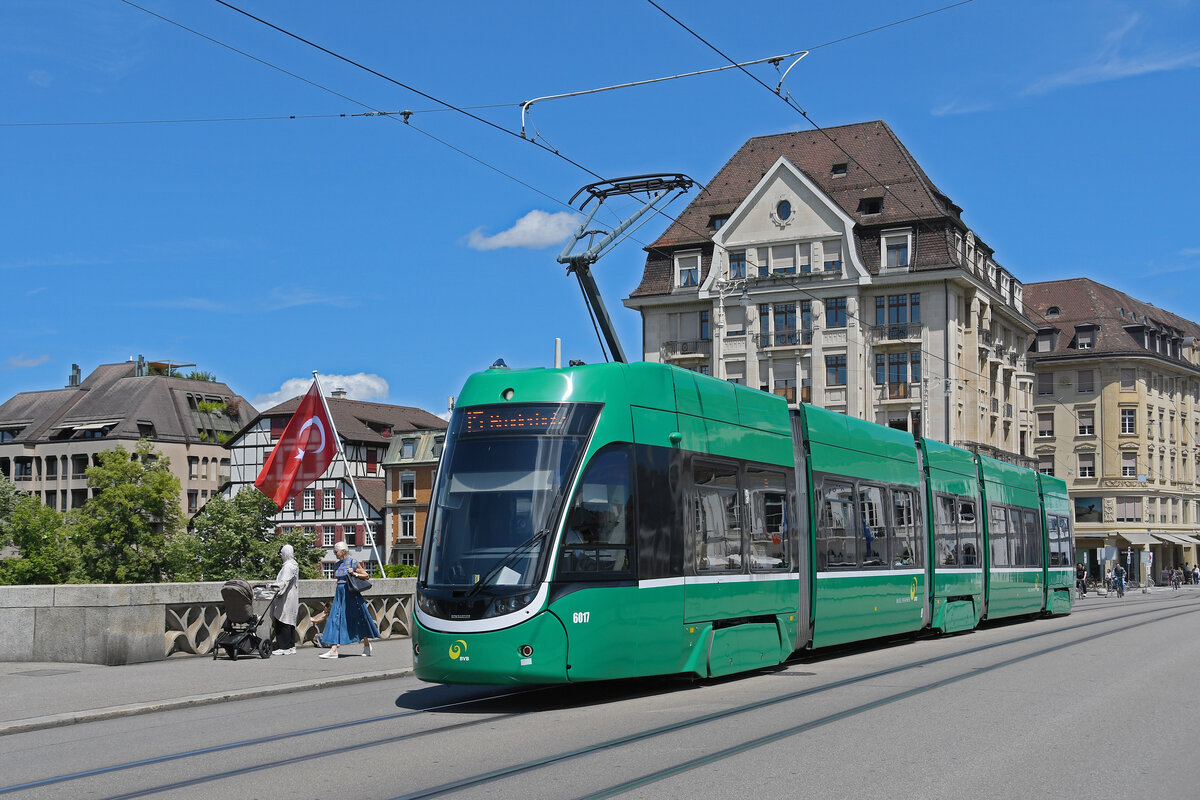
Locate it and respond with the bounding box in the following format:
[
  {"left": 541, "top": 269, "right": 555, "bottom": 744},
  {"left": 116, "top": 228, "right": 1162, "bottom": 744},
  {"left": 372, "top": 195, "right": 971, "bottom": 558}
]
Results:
[
  {"left": 381, "top": 429, "right": 444, "bottom": 567},
  {"left": 224, "top": 390, "right": 445, "bottom": 576},
  {"left": 0, "top": 358, "right": 255, "bottom": 520},
  {"left": 623, "top": 121, "right": 1035, "bottom": 463},
  {"left": 1025, "top": 278, "right": 1200, "bottom": 583}
]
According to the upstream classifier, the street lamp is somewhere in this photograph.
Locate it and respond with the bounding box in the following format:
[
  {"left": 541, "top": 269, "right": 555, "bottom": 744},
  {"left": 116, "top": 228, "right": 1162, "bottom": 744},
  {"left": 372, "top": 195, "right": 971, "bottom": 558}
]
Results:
[{"left": 712, "top": 278, "right": 752, "bottom": 381}]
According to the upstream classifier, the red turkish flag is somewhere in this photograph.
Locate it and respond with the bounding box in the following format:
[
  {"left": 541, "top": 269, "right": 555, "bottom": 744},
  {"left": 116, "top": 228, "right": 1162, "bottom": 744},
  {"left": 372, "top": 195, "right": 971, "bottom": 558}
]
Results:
[{"left": 254, "top": 382, "right": 338, "bottom": 508}]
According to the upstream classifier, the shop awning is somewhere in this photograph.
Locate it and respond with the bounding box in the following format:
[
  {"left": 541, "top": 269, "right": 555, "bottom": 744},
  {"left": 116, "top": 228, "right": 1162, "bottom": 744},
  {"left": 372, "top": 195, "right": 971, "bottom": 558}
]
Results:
[
  {"left": 1159, "top": 534, "right": 1198, "bottom": 546},
  {"left": 1119, "top": 532, "right": 1160, "bottom": 546}
]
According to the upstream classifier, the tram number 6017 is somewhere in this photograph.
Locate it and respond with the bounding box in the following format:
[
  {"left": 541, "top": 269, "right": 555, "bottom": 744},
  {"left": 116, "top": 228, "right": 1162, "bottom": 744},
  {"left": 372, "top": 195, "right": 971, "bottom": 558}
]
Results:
[{"left": 572, "top": 611, "right": 590, "bottom": 624}]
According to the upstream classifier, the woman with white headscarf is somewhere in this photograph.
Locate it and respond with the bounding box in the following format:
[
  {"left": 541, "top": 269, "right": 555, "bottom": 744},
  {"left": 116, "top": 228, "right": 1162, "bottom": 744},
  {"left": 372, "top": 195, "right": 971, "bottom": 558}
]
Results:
[{"left": 269, "top": 544, "right": 300, "bottom": 655}]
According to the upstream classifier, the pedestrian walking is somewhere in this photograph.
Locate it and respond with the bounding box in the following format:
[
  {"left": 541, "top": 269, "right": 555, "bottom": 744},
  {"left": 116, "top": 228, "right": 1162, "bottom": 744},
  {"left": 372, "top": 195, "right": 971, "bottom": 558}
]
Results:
[
  {"left": 269, "top": 544, "right": 300, "bottom": 655},
  {"left": 318, "top": 541, "right": 379, "bottom": 658}
]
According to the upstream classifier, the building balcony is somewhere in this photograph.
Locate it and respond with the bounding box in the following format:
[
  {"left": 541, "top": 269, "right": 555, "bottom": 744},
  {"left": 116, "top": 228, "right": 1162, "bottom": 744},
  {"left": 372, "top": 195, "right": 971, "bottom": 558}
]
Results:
[
  {"left": 753, "top": 330, "right": 813, "bottom": 348},
  {"left": 977, "top": 329, "right": 993, "bottom": 346},
  {"left": 876, "top": 382, "right": 917, "bottom": 401},
  {"left": 661, "top": 339, "right": 712, "bottom": 359},
  {"left": 1004, "top": 403, "right": 1014, "bottom": 418},
  {"left": 868, "top": 322, "right": 924, "bottom": 343}
]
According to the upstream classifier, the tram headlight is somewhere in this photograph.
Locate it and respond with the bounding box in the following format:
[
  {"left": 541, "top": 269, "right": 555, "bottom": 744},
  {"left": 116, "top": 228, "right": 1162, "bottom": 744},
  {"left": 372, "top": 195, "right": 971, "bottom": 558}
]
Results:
[
  {"left": 416, "top": 593, "right": 442, "bottom": 616},
  {"left": 486, "top": 591, "right": 536, "bottom": 618}
]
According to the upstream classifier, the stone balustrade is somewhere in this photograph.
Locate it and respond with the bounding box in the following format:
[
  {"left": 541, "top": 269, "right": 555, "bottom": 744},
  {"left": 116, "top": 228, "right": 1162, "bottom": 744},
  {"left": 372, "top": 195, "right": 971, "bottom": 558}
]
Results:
[{"left": 0, "top": 578, "right": 415, "bottom": 666}]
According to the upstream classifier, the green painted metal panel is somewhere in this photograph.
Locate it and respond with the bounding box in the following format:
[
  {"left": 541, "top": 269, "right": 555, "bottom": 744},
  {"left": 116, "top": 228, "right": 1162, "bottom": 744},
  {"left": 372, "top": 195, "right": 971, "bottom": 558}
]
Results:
[
  {"left": 979, "top": 455, "right": 1039, "bottom": 508},
  {"left": 684, "top": 577, "right": 799, "bottom": 624},
  {"left": 549, "top": 584, "right": 683, "bottom": 681},
  {"left": 985, "top": 571, "right": 1046, "bottom": 619},
  {"left": 803, "top": 404, "right": 918, "bottom": 464},
  {"left": 921, "top": 439, "right": 979, "bottom": 496},
  {"left": 809, "top": 441, "right": 921, "bottom": 486},
  {"left": 811, "top": 573, "right": 926, "bottom": 648},
  {"left": 737, "top": 386, "right": 791, "bottom": 436},
  {"left": 677, "top": 412, "right": 710, "bottom": 456},
  {"left": 933, "top": 598, "right": 978, "bottom": 633},
  {"left": 631, "top": 405, "right": 678, "bottom": 450},
  {"left": 709, "top": 623, "right": 783, "bottom": 677},
  {"left": 413, "top": 613, "right": 569, "bottom": 685},
  {"left": 673, "top": 369, "right": 703, "bottom": 418},
  {"left": 624, "top": 362, "right": 680, "bottom": 411},
  {"left": 694, "top": 374, "right": 740, "bottom": 425},
  {"left": 1047, "top": 587, "right": 1072, "bottom": 615}
]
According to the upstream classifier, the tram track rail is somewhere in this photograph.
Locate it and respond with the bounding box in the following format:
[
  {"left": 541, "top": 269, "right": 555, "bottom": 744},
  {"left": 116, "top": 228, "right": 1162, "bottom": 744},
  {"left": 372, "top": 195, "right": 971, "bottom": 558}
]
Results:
[{"left": 4, "top": 595, "right": 1195, "bottom": 799}]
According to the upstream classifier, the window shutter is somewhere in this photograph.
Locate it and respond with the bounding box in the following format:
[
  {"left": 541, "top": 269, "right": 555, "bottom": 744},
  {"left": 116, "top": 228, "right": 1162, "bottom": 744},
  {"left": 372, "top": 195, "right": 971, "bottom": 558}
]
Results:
[
  {"left": 335, "top": 524, "right": 343, "bottom": 538},
  {"left": 335, "top": 488, "right": 343, "bottom": 507},
  {"left": 314, "top": 528, "right": 322, "bottom": 547},
  {"left": 315, "top": 489, "right": 323, "bottom": 508},
  {"left": 367, "top": 449, "right": 378, "bottom": 473}
]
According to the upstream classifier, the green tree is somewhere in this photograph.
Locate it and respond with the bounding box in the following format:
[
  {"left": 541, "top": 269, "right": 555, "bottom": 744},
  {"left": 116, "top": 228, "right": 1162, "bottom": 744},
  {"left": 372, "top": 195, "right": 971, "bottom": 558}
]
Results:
[
  {"left": 0, "top": 476, "right": 19, "bottom": 548},
  {"left": 74, "top": 440, "right": 183, "bottom": 583},
  {"left": 0, "top": 492, "right": 80, "bottom": 584},
  {"left": 167, "top": 488, "right": 323, "bottom": 581}
]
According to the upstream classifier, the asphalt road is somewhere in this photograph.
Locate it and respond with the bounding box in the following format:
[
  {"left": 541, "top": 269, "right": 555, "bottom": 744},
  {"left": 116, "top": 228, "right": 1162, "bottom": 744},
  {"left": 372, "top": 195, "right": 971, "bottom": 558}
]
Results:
[{"left": 3, "top": 588, "right": 1197, "bottom": 799}]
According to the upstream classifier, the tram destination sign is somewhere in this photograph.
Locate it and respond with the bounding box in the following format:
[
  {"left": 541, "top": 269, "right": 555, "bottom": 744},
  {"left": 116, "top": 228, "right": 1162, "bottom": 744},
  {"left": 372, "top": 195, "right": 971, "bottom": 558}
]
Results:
[{"left": 460, "top": 403, "right": 599, "bottom": 437}]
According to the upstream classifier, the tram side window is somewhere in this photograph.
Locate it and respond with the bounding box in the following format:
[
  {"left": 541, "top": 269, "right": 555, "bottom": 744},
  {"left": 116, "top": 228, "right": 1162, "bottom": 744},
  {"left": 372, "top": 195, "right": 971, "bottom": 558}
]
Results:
[
  {"left": 858, "top": 484, "right": 886, "bottom": 567},
  {"left": 1009, "top": 507, "right": 1026, "bottom": 565},
  {"left": 746, "top": 467, "right": 789, "bottom": 571},
  {"left": 558, "top": 446, "right": 635, "bottom": 580},
  {"left": 1023, "top": 510, "right": 1042, "bottom": 568},
  {"left": 958, "top": 500, "right": 979, "bottom": 566},
  {"left": 934, "top": 495, "right": 958, "bottom": 566},
  {"left": 891, "top": 489, "right": 919, "bottom": 567},
  {"left": 817, "top": 480, "right": 856, "bottom": 569},
  {"left": 989, "top": 504, "right": 1010, "bottom": 567},
  {"left": 1049, "top": 514, "right": 1072, "bottom": 566},
  {"left": 693, "top": 462, "right": 742, "bottom": 571}
]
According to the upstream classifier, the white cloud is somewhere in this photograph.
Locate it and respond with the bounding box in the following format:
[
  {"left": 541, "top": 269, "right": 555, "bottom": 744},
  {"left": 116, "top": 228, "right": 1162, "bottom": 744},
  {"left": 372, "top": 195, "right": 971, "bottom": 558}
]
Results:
[
  {"left": 1024, "top": 14, "right": 1200, "bottom": 95},
  {"left": 930, "top": 100, "right": 994, "bottom": 117},
  {"left": 466, "top": 210, "right": 581, "bottom": 251},
  {"left": 27, "top": 69, "right": 52, "bottom": 88},
  {"left": 253, "top": 373, "right": 389, "bottom": 410},
  {"left": 4, "top": 354, "right": 51, "bottom": 369}
]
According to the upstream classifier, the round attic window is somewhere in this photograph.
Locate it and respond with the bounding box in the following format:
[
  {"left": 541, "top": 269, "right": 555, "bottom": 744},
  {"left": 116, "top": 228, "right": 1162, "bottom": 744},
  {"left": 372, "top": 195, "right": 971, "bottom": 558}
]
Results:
[{"left": 776, "top": 200, "right": 792, "bottom": 221}]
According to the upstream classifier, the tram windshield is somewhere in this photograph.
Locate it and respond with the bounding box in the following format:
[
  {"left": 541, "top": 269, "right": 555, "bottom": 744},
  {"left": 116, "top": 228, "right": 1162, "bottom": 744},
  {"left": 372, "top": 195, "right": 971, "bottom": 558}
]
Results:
[{"left": 422, "top": 403, "right": 600, "bottom": 592}]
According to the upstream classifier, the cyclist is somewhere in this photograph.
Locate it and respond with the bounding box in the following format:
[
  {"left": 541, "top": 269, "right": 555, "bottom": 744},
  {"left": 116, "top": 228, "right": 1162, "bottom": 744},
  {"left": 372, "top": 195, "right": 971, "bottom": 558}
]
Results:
[{"left": 1113, "top": 562, "right": 1127, "bottom": 598}]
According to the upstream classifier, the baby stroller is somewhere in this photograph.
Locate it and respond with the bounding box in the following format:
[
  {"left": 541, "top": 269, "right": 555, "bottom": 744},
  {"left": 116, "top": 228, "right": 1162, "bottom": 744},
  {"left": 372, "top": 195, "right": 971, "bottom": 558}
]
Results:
[{"left": 213, "top": 579, "right": 276, "bottom": 660}]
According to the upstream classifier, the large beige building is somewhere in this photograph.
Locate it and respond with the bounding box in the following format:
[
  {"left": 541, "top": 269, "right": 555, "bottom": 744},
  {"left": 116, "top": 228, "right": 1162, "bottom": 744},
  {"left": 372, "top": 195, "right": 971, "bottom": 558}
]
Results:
[
  {"left": 623, "top": 121, "right": 1035, "bottom": 463},
  {"left": 1025, "top": 278, "right": 1200, "bottom": 584},
  {"left": 0, "top": 358, "right": 255, "bottom": 520}
]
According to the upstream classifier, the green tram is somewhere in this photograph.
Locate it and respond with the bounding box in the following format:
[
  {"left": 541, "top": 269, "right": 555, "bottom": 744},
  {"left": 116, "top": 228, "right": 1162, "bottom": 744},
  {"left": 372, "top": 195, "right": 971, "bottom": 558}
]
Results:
[{"left": 413, "top": 361, "right": 1073, "bottom": 685}]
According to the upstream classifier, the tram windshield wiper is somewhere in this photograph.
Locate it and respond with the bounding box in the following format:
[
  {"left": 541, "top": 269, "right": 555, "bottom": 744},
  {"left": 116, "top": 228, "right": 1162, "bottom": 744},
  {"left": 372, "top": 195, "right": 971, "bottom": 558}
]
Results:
[{"left": 465, "top": 529, "right": 550, "bottom": 597}]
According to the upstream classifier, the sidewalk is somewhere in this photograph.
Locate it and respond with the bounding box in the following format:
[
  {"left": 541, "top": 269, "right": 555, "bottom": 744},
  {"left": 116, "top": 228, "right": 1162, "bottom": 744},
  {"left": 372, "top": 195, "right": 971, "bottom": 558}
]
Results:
[{"left": 0, "top": 637, "right": 414, "bottom": 736}]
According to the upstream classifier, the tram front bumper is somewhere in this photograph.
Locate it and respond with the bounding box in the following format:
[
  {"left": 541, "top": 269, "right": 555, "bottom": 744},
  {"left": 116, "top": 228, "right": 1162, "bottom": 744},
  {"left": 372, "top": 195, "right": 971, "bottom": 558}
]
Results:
[{"left": 413, "top": 611, "right": 570, "bottom": 685}]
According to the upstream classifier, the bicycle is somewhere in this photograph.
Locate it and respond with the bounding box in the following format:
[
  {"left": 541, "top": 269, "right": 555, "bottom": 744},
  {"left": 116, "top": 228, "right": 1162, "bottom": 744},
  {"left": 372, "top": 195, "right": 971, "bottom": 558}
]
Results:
[{"left": 1114, "top": 576, "right": 1126, "bottom": 598}]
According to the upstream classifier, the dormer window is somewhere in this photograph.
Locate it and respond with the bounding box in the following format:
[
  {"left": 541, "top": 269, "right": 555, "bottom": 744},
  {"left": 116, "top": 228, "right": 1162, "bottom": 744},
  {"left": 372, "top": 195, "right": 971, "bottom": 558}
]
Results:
[
  {"left": 1036, "top": 330, "right": 1056, "bottom": 353},
  {"left": 858, "top": 197, "right": 883, "bottom": 215},
  {"left": 675, "top": 252, "right": 700, "bottom": 288},
  {"left": 708, "top": 214, "right": 729, "bottom": 231},
  {"left": 1046, "top": 306, "right": 1060, "bottom": 318},
  {"left": 1075, "top": 326, "right": 1095, "bottom": 350},
  {"left": 831, "top": 163, "right": 848, "bottom": 176},
  {"left": 881, "top": 229, "right": 912, "bottom": 270}
]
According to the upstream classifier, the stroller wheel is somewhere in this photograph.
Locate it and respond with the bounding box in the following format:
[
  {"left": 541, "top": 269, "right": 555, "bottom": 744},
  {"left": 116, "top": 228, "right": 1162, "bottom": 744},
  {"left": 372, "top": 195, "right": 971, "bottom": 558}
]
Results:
[
  {"left": 228, "top": 646, "right": 239, "bottom": 661},
  {"left": 259, "top": 639, "right": 272, "bottom": 659}
]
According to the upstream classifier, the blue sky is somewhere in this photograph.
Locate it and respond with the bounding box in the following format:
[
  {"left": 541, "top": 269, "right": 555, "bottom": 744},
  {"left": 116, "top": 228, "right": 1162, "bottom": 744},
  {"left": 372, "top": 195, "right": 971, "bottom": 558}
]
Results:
[{"left": 3, "top": 0, "right": 1198, "bottom": 415}]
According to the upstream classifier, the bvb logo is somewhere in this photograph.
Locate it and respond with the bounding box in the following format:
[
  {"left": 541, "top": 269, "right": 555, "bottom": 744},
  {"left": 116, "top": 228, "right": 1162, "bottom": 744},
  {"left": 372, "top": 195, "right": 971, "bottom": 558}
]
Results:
[
  {"left": 449, "top": 639, "right": 468, "bottom": 660},
  {"left": 910, "top": 577, "right": 918, "bottom": 601}
]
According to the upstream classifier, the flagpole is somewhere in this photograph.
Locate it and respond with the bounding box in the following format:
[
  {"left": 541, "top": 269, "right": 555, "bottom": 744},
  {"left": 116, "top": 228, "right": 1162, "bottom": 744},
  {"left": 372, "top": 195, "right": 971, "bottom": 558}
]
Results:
[{"left": 311, "top": 371, "right": 386, "bottom": 577}]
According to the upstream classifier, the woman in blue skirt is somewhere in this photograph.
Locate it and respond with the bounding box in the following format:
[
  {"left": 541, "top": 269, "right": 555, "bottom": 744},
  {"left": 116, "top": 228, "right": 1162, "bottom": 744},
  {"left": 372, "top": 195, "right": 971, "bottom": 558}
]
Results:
[{"left": 319, "top": 541, "right": 380, "bottom": 658}]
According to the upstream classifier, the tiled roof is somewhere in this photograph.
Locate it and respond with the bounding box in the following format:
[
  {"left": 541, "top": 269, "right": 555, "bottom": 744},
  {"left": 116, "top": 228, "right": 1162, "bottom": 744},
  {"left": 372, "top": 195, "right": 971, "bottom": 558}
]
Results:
[
  {"left": 630, "top": 120, "right": 968, "bottom": 297},
  {"left": 255, "top": 396, "right": 447, "bottom": 445},
  {"left": 0, "top": 363, "right": 257, "bottom": 444},
  {"left": 353, "top": 477, "right": 387, "bottom": 515},
  {"left": 1024, "top": 278, "right": 1200, "bottom": 360}
]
